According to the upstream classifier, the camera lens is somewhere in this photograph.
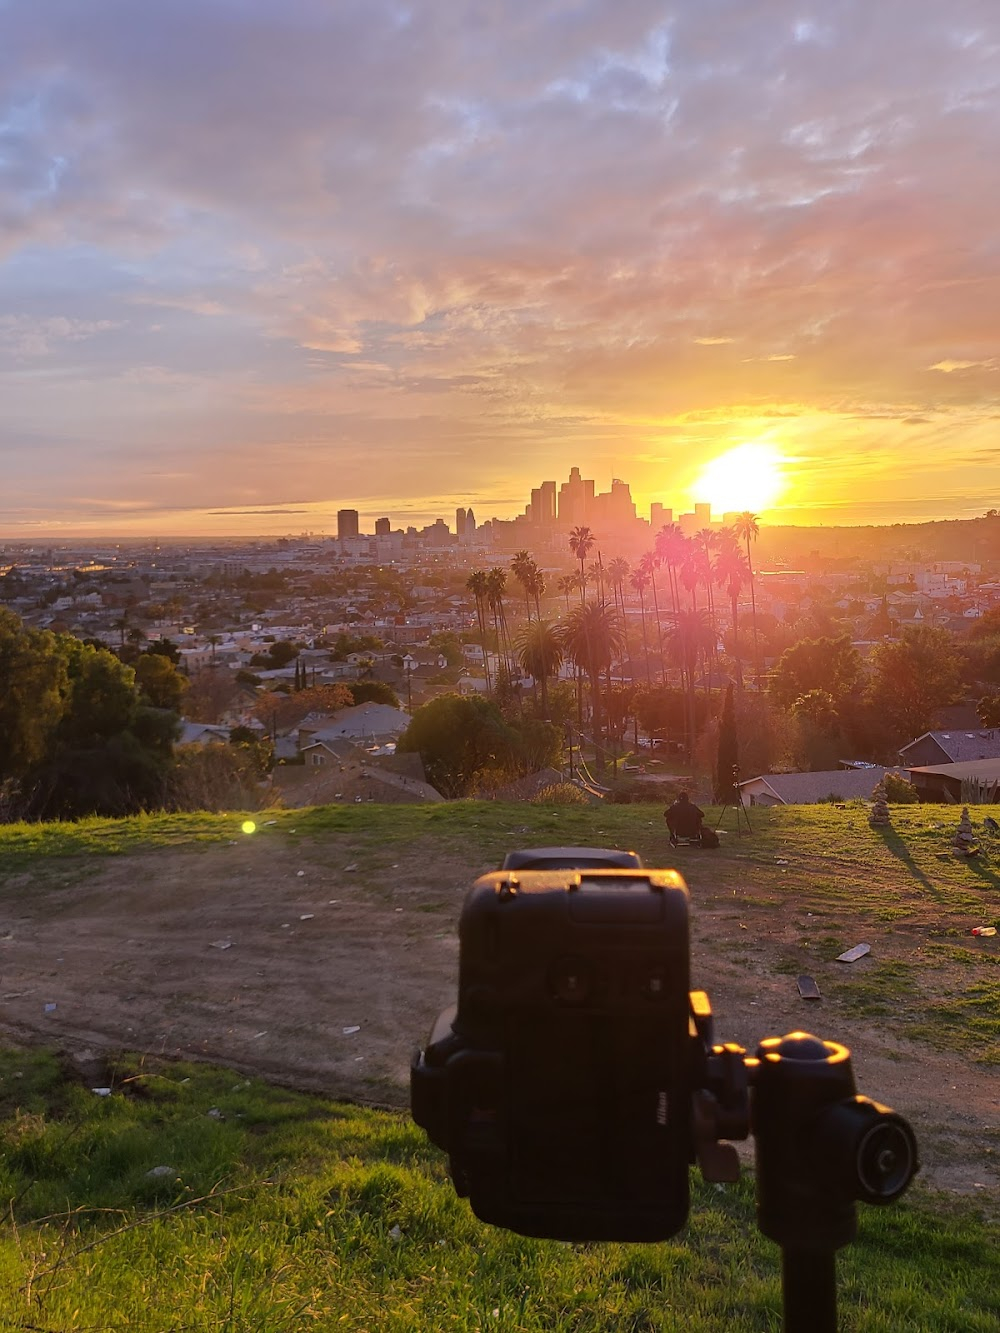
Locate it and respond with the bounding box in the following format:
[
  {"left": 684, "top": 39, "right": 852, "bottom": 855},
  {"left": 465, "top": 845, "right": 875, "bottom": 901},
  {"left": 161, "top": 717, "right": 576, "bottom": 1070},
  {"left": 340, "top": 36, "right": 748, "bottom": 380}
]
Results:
[{"left": 855, "top": 1117, "right": 917, "bottom": 1203}]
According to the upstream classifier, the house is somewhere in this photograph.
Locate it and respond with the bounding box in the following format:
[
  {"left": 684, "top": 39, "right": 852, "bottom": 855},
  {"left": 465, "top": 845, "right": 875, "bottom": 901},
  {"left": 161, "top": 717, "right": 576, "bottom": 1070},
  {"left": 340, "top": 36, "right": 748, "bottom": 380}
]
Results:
[
  {"left": 740, "top": 767, "right": 906, "bottom": 807},
  {"left": 898, "top": 729, "right": 1000, "bottom": 767},
  {"left": 177, "top": 721, "right": 230, "bottom": 746},
  {"left": 906, "top": 758, "right": 1000, "bottom": 803}
]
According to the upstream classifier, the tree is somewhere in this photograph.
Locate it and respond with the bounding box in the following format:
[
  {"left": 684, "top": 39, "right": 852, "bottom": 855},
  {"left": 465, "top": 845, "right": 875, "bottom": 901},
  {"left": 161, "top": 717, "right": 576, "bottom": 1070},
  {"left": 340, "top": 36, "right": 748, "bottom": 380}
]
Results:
[
  {"left": 733, "top": 512, "right": 761, "bottom": 684},
  {"left": 465, "top": 571, "right": 493, "bottom": 693},
  {"left": 486, "top": 567, "right": 512, "bottom": 685},
  {"left": 252, "top": 682, "right": 353, "bottom": 736},
  {"left": 397, "top": 694, "right": 520, "bottom": 798},
  {"left": 715, "top": 683, "right": 739, "bottom": 801},
  {"left": 558, "top": 600, "right": 625, "bottom": 775},
  {"left": 867, "top": 626, "right": 963, "bottom": 743},
  {"left": 349, "top": 680, "right": 401, "bottom": 708},
  {"left": 713, "top": 534, "right": 748, "bottom": 688},
  {"left": 629, "top": 567, "right": 653, "bottom": 686},
  {"left": 568, "top": 526, "right": 595, "bottom": 602},
  {"left": 770, "top": 635, "right": 862, "bottom": 711},
  {"left": 516, "top": 619, "right": 563, "bottom": 720},
  {"left": 667, "top": 608, "right": 713, "bottom": 760},
  {"left": 977, "top": 695, "right": 1000, "bottom": 727},
  {"left": 134, "top": 653, "right": 189, "bottom": 712},
  {"left": 510, "top": 550, "right": 536, "bottom": 622},
  {"left": 0, "top": 610, "right": 67, "bottom": 783},
  {"left": 637, "top": 551, "right": 665, "bottom": 680}
]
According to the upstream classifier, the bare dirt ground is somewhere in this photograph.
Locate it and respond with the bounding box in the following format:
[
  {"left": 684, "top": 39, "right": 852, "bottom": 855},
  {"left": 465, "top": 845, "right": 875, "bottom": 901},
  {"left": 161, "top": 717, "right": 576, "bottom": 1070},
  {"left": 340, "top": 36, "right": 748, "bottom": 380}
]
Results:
[{"left": 1, "top": 836, "right": 997, "bottom": 1200}]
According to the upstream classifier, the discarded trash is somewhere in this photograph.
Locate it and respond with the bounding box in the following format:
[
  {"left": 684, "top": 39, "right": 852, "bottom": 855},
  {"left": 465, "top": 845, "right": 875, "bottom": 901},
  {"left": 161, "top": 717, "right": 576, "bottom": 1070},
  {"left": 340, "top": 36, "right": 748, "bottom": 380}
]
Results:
[
  {"left": 264, "top": 819, "right": 277, "bottom": 826},
  {"left": 971, "top": 926, "right": 997, "bottom": 937},
  {"left": 210, "top": 939, "right": 232, "bottom": 950},
  {"left": 775, "top": 858, "right": 789, "bottom": 865},
  {"left": 281, "top": 923, "right": 290, "bottom": 929},
  {"left": 145, "top": 1165, "right": 177, "bottom": 1179},
  {"left": 344, "top": 863, "right": 358, "bottom": 872},
  {"left": 388, "top": 1225, "right": 402, "bottom": 1241},
  {"left": 206, "top": 1108, "right": 224, "bottom": 1120},
  {"left": 343, "top": 1025, "right": 361, "bottom": 1035},
  {"left": 299, "top": 913, "right": 314, "bottom": 920},
  {"left": 91, "top": 1087, "right": 112, "bottom": 1096},
  {"left": 797, "top": 975, "right": 821, "bottom": 1000},
  {"left": 44, "top": 1002, "right": 57, "bottom": 1013},
  {"left": 837, "top": 943, "right": 871, "bottom": 963},
  {"left": 252, "top": 1031, "right": 268, "bottom": 1039},
  {"left": 296, "top": 870, "right": 306, "bottom": 877}
]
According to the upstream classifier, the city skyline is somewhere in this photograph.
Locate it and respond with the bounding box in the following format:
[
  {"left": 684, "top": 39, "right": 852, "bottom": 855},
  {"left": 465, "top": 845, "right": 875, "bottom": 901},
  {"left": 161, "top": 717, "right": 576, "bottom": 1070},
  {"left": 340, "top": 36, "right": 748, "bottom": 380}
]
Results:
[{"left": 3, "top": 2, "right": 1000, "bottom": 538}]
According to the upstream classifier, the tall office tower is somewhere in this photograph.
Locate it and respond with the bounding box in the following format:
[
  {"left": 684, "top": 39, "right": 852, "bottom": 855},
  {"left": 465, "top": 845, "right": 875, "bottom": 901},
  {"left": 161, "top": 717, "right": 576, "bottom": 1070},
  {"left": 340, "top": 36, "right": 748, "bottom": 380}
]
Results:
[
  {"left": 558, "top": 467, "right": 588, "bottom": 526},
  {"left": 375, "top": 516, "right": 391, "bottom": 537},
  {"left": 650, "top": 503, "right": 673, "bottom": 531},
  {"left": 530, "top": 488, "right": 543, "bottom": 524},
  {"left": 465, "top": 508, "right": 476, "bottom": 533},
  {"left": 540, "top": 480, "right": 557, "bottom": 524},
  {"left": 694, "top": 503, "right": 712, "bottom": 528},
  {"left": 337, "top": 508, "right": 360, "bottom": 539},
  {"left": 456, "top": 507, "right": 467, "bottom": 537}
]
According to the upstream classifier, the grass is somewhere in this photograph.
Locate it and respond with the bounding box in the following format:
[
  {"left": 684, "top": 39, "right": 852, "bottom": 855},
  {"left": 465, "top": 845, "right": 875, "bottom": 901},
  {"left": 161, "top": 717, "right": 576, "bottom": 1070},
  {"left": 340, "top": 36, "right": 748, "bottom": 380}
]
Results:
[
  {"left": 0, "top": 1047, "right": 997, "bottom": 1332},
  {"left": 2, "top": 801, "right": 999, "bottom": 1061}
]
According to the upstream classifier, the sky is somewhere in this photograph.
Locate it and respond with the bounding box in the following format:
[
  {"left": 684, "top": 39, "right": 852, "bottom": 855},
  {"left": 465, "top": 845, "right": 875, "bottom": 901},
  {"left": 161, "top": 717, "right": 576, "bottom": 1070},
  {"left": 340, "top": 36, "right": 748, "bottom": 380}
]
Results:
[{"left": 2, "top": 0, "right": 999, "bottom": 538}]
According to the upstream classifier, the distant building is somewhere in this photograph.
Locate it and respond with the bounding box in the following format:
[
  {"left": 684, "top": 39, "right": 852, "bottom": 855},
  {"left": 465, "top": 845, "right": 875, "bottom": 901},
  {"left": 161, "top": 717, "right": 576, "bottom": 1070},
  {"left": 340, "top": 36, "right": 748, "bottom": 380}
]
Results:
[
  {"left": 456, "top": 507, "right": 467, "bottom": 537},
  {"left": 337, "top": 509, "right": 360, "bottom": 540},
  {"left": 375, "top": 516, "right": 390, "bottom": 537}
]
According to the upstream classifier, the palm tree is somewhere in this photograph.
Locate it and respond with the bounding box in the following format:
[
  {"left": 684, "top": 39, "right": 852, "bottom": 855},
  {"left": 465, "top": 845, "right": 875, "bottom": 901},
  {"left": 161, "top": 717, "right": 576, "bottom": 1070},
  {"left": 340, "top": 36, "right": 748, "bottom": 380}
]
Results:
[
  {"left": 629, "top": 567, "right": 653, "bottom": 686},
  {"left": 714, "top": 535, "right": 749, "bottom": 689},
  {"left": 637, "top": 551, "right": 665, "bottom": 682},
  {"left": 668, "top": 607, "right": 713, "bottom": 761},
  {"left": 558, "top": 600, "right": 626, "bottom": 775},
  {"left": 569, "top": 526, "right": 595, "bottom": 603},
  {"left": 486, "top": 566, "right": 512, "bottom": 687},
  {"left": 516, "top": 619, "right": 563, "bottom": 719},
  {"left": 654, "top": 523, "right": 687, "bottom": 616},
  {"left": 693, "top": 528, "right": 720, "bottom": 695},
  {"left": 733, "top": 512, "right": 761, "bottom": 686},
  {"left": 510, "top": 550, "right": 535, "bottom": 623},
  {"left": 465, "top": 570, "right": 492, "bottom": 693},
  {"left": 606, "top": 557, "right": 630, "bottom": 665},
  {"left": 556, "top": 573, "right": 577, "bottom": 613},
  {"left": 525, "top": 564, "right": 545, "bottom": 621}
]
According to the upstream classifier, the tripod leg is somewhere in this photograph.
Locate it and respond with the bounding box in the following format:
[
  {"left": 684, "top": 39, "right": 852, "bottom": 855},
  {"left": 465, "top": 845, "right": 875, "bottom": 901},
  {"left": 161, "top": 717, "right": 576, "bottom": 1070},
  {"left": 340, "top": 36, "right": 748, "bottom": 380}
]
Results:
[{"left": 781, "top": 1247, "right": 836, "bottom": 1333}]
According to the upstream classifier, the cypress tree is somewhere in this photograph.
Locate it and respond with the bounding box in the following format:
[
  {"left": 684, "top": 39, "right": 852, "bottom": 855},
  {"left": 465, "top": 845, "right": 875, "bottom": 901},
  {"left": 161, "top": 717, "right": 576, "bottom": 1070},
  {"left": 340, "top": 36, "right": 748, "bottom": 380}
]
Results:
[{"left": 715, "top": 682, "right": 739, "bottom": 802}]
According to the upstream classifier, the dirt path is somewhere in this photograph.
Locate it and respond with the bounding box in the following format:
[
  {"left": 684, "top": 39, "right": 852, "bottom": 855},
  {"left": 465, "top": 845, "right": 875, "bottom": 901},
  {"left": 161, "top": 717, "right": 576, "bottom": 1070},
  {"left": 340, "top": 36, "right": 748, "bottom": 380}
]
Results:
[{"left": 1, "top": 839, "right": 997, "bottom": 1199}]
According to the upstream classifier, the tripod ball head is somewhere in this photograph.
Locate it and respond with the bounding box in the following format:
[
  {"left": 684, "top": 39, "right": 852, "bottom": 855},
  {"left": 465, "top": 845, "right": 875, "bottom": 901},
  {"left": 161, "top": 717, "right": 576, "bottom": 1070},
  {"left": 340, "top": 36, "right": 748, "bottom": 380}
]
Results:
[{"left": 750, "top": 1032, "right": 919, "bottom": 1252}]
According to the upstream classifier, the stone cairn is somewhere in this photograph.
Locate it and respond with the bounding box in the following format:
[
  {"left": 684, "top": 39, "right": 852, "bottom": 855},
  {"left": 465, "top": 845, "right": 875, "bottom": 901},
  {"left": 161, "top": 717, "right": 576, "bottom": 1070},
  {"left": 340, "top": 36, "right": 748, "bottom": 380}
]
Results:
[
  {"left": 869, "top": 780, "right": 891, "bottom": 828},
  {"left": 952, "top": 806, "right": 977, "bottom": 856}
]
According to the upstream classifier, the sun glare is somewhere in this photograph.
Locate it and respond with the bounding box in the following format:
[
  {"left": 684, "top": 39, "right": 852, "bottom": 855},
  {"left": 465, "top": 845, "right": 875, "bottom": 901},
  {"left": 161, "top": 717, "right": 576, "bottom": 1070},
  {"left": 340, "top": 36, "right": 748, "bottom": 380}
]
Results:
[{"left": 691, "top": 442, "right": 785, "bottom": 515}]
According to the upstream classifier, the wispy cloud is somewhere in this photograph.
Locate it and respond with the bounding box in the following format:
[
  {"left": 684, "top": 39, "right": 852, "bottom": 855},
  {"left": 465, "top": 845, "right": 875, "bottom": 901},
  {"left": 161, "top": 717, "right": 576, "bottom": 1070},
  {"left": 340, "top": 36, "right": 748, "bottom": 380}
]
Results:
[{"left": 1, "top": 0, "right": 999, "bottom": 532}]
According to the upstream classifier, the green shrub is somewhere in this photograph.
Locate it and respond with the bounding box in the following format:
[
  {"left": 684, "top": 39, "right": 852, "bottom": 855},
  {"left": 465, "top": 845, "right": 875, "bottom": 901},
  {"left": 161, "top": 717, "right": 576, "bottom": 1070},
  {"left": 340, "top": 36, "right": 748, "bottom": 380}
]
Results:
[{"left": 883, "top": 773, "right": 920, "bottom": 804}]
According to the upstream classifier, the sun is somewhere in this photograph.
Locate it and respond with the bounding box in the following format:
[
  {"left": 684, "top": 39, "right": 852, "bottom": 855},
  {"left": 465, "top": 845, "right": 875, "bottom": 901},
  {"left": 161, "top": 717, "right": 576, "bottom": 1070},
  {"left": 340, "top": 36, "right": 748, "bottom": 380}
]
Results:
[{"left": 691, "top": 442, "right": 785, "bottom": 515}]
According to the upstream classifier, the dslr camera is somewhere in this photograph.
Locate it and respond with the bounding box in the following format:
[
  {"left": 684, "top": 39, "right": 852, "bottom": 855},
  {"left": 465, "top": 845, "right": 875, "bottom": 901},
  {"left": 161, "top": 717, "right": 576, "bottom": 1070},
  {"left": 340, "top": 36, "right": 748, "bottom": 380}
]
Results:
[{"left": 411, "top": 865, "right": 917, "bottom": 1259}]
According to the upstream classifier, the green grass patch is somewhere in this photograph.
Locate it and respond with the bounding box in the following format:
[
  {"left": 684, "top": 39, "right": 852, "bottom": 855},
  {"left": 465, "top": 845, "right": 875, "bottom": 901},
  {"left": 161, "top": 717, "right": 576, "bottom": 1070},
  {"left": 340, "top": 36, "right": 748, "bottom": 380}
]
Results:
[{"left": 0, "top": 1048, "right": 997, "bottom": 1331}]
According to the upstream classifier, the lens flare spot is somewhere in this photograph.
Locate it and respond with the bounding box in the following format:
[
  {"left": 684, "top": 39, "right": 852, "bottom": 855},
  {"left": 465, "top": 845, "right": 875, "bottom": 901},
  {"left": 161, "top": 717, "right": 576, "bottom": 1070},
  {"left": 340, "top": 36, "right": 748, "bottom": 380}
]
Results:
[{"left": 241, "top": 820, "right": 257, "bottom": 835}]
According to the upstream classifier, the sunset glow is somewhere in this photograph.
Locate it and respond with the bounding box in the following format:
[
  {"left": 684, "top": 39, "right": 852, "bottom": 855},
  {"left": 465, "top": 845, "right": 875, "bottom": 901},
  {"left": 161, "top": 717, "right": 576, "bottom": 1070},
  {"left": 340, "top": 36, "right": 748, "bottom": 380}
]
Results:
[
  {"left": 691, "top": 444, "right": 787, "bottom": 518},
  {"left": 2, "top": 2, "right": 999, "bottom": 535}
]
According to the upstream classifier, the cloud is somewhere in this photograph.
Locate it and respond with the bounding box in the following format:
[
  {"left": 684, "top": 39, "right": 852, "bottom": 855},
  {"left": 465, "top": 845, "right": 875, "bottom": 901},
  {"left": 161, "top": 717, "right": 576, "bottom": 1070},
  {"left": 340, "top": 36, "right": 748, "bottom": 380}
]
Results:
[
  {"left": 2, "top": 0, "right": 1000, "bottom": 530},
  {"left": 928, "top": 358, "right": 997, "bottom": 373}
]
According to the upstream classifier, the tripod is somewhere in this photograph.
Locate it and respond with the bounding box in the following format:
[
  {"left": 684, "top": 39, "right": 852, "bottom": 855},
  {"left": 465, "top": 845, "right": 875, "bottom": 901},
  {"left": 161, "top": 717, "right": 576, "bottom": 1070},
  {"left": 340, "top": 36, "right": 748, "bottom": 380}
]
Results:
[{"left": 716, "top": 764, "right": 752, "bottom": 836}]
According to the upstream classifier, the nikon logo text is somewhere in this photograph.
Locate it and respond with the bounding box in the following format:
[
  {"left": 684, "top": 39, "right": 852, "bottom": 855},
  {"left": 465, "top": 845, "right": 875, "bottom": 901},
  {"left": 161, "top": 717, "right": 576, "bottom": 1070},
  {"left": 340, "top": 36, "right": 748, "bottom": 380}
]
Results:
[{"left": 656, "top": 1091, "right": 668, "bottom": 1126}]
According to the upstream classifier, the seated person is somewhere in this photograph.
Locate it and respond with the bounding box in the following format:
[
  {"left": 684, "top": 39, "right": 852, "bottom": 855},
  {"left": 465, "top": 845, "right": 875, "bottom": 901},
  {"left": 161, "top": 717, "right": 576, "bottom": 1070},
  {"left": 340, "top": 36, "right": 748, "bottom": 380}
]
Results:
[{"left": 664, "top": 791, "right": 705, "bottom": 845}]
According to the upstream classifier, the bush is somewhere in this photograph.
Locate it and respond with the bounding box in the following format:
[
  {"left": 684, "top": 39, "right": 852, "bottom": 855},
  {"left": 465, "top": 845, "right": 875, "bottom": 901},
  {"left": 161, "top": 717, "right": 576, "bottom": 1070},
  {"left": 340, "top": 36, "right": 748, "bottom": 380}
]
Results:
[
  {"left": 530, "top": 783, "right": 589, "bottom": 806},
  {"left": 882, "top": 772, "right": 920, "bottom": 804}
]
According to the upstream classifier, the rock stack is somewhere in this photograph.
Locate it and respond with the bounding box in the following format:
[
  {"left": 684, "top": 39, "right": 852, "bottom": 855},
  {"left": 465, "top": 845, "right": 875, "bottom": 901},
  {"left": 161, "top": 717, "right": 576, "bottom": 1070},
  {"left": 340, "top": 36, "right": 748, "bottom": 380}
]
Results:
[
  {"left": 869, "top": 780, "right": 891, "bottom": 828},
  {"left": 952, "top": 806, "right": 977, "bottom": 856}
]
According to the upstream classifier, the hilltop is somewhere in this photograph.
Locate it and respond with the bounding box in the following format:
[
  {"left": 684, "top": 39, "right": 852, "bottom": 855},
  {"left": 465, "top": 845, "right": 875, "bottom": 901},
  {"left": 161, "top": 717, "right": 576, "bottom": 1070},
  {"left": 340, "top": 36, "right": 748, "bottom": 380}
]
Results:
[{"left": 1, "top": 801, "right": 998, "bottom": 1196}]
